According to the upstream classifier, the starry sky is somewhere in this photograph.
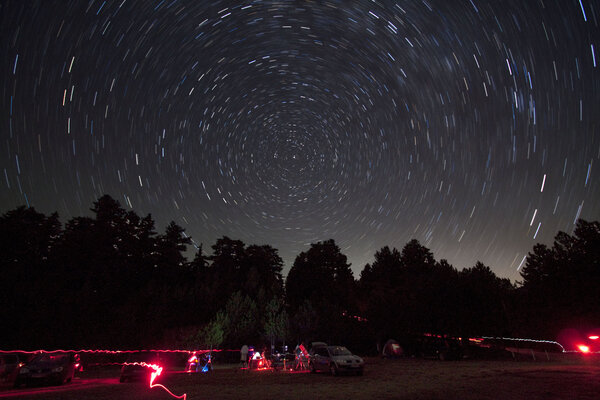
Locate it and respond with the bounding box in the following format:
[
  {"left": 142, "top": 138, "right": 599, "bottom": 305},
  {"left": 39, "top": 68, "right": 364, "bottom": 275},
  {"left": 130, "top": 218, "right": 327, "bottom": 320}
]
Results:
[{"left": 1, "top": 0, "right": 599, "bottom": 282}]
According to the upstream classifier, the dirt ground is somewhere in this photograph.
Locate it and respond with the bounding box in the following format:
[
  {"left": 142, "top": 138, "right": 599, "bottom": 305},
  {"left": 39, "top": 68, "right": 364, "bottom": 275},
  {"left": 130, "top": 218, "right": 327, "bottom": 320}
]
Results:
[{"left": 3, "top": 356, "right": 600, "bottom": 400}]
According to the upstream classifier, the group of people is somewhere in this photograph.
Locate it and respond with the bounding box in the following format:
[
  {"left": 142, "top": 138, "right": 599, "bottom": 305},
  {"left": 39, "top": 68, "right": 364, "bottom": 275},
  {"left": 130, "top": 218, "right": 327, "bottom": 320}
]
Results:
[
  {"left": 239, "top": 345, "right": 268, "bottom": 369},
  {"left": 239, "top": 343, "right": 310, "bottom": 371}
]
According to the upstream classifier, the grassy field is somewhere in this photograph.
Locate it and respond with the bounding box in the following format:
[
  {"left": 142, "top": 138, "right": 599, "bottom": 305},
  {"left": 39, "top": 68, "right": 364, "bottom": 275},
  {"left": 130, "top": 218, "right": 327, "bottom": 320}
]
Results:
[{"left": 5, "top": 356, "right": 600, "bottom": 400}]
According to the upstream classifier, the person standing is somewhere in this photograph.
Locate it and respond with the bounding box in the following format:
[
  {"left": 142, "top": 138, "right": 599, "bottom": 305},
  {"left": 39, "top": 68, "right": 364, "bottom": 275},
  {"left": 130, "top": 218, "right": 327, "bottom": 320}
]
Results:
[{"left": 240, "top": 344, "right": 248, "bottom": 368}]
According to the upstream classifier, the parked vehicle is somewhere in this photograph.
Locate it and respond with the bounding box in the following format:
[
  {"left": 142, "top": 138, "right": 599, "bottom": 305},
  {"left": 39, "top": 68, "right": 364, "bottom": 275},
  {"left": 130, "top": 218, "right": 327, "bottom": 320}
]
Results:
[
  {"left": 14, "top": 353, "right": 78, "bottom": 387},
  {"left": 309, "top": 345, "right": 364, "bottom": 376},
  {"left": 308, "top": 342, "right": 328, "bottom": 357},
  {"left": 417, "top": 335, "right": 463, "bottom": 361},
  {"left": 0, "top": 353, "right": 24, "bottom": 382}
]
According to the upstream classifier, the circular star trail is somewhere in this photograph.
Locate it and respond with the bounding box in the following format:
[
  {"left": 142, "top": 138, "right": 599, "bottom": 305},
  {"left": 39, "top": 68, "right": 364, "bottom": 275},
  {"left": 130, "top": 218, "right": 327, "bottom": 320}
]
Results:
[{"left": 1, "top": 0, "right": 599, "bottom": 280}]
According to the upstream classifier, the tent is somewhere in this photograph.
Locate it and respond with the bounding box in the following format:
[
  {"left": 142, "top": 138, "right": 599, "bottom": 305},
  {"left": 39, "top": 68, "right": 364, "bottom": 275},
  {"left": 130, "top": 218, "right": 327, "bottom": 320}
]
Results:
[{"left": 382, "top": 339, "right": 403, "bottom": 358}]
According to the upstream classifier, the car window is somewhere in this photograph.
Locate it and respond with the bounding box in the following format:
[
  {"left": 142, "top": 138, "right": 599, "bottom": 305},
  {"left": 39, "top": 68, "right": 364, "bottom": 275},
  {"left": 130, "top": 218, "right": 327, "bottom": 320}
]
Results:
[
  {"left": 31, "top": 354, "right": 68, "bottom": 363},
  {"left": 317, "top": 348, "right": 328, "bottom": 357},
  {"left": 329, "top": 346, "right": 351, "bottom": 356}
]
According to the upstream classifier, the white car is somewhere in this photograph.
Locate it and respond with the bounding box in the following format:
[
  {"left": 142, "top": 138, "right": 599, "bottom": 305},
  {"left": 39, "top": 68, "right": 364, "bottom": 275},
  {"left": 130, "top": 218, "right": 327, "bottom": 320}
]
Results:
[{"left": 309, "top": 345, "right": 364, "bottom": 376}]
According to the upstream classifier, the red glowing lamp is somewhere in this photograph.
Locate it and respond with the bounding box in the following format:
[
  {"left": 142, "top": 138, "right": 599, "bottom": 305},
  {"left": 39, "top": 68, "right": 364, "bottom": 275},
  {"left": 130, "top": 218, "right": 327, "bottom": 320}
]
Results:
[
  {"left": 588, "top": 335, "right": 599, "bottom": 340},
  {"left": 577, "top": 344, "right": 590, "bottom": 353}
]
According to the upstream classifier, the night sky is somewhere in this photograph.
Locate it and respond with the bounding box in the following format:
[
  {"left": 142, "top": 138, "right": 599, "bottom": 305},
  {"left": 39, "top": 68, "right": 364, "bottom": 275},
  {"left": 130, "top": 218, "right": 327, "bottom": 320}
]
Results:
[{"left": 1, "top": 0, "right": 599, "bottom": 281}]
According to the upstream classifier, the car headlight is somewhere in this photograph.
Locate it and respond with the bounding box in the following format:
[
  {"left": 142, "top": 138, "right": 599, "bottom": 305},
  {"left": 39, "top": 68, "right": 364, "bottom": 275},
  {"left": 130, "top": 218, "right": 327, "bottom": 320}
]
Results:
[
  {"left": 19, "top": 367, "right": 29, "bottom": 374},
  {"left": 52, "top": 366, "right": 64, "bottom": 373}
]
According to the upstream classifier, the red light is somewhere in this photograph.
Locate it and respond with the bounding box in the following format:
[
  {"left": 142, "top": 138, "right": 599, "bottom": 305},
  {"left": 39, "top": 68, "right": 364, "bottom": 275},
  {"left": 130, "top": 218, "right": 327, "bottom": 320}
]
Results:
[
  {"left": 0, "top": 347, "right": 243, "bottom": 397},
  {"left": 577, "top": 344, "right": 590, "bottom": 353},
  {"left": 589, "top": 335, "right": 599, "bottom": 340},
  {"left": 125, "top": 362, "right": 186, "bottom": 399}
]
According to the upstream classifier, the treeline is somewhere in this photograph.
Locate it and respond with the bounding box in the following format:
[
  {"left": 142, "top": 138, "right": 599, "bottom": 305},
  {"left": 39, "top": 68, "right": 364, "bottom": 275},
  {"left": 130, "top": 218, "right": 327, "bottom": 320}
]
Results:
[{"left": 1, "top": 195, "right": 598, "bottom": 352}]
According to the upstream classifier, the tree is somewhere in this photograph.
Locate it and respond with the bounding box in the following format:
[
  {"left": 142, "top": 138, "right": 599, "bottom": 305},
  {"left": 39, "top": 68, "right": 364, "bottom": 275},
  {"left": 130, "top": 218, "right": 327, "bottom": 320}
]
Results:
[
  {"left": 359, "top": 241, "right": 462, "bottom": 339},
  {"left": 518, "top": 219, "right": 600, "bottom": 338},
  {"left": 400, "top": 239, "right": 436, "bottom": 271},
  {"left": 289, "top": 299, "right": 318, "bottom": 344},
  {"left": 222, "top": 291, "right": 260, "bottom": 347},
  {"left": 243, "top": 244, "right": 284, "bottom": 302},
  {"left": 155, "top": 221, "right": 192, "bottom": 269},
  {"left": 394, "top": 239, "right": 439, "bottom": 334},
  {"left": 285, "top": 239, "right": 355, "bottom": 342},
  {"left": 0, "top": 206, "right": 61, "bottom": 348},
  {"left": 358, "top": 246, "right": 402, "bottom": 341},
  {"left": 208, "top": 237, "right": 247, "bottom": 312},
  {"left": 196, "top": 311, "right": 227, "bottom": 350},
  {"left": 520, "top": 243, "right": 556, "bottom": 288},
  {"left": 50, "top": 195, "right": 162, "bottom": 347},
  {"left": 430, "top": 259, "right": 460, "bottom": 335},
  {"left": 360, "top": 246, "right": 402, "bottom": 284},
  {"left": 189, "top": 244, "right": 210, "bottom": 272},
  {"left": 457, "top": 262, "right": 512, "bottom": 336},
  {"left": 286, "top": 239, "right": 354, "bottom": 312},
  {"left": 263, "top": 297, "right": 288, "bottom": 350},
  {"left": 185, "top": 245, "right": 213, "bottom": 324},
  {"left": 0, "top": 206, "right": 61, "bottom": 266}
]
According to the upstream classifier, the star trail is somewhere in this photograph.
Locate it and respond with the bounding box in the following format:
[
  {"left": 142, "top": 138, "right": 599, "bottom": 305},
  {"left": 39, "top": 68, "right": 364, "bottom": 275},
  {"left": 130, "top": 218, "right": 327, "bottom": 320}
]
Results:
[{"left": 1, "top": 0, "right": 599, "bottom": 281}]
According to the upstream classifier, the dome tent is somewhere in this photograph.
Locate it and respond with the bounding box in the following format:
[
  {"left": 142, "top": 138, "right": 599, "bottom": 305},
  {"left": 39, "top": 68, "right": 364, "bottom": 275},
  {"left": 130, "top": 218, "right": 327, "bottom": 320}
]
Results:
[{"left": 382, "top": 339, "right": 403, "bottom": 358}]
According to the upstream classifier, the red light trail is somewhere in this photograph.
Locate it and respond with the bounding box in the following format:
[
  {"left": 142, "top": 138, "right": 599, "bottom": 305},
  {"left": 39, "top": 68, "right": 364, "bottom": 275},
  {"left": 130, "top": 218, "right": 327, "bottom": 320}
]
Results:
[
  {"left": 125, "top": 362, "right": 186, "bottom": 400},
  {"left": 0, "top": 348, "right": 220, "bottom": 355},
  {"left": 1, "top": 346, "right": 310, "bottom": 399},
  {"left": 0, "top": 349, "right": 215, "bottom": 399}
]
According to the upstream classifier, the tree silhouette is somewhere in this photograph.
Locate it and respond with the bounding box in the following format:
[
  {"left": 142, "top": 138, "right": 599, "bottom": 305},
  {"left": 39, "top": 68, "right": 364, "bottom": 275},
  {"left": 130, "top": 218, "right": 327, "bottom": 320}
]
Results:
[
  {"left": 358, "top": 246, "right": 402, "bottom": 342},
  {"left": 285, "top": 239, "right": 355, "bottom": 343},
  {"left": 2, "top": 194, "right": 597, "bottom": 350},
  {"left": 394, "top": 239, "right": 440, "bottom": 334},
  {"left": 518, "top": 219, "right": 600, "bottom": 338},
  {"left": 155, "top": 221, "right": 192, "bottom": 269},
  {"left": 185, "top": 245, "right": 213, "bottom": 324},
  {"left": 0, "top": 206, "right": 61, "bottom": 266},
  {"left": 208, "top": 236, "right": 247, "bottom": 312},
  {"left": 0, "top": 206, "right": 61, "bottom": 348},
  {"left": 359, "top": 242, "right": 463, "bottom": 341},
  {"left": 243, "top": 244, "right": 284, "bottom": 302},
  {"left": 401, "top": 239, "right": 436, "bottom": 271},
  {"left": 457, "top": 262, "right": 512, "bottom": 336}
]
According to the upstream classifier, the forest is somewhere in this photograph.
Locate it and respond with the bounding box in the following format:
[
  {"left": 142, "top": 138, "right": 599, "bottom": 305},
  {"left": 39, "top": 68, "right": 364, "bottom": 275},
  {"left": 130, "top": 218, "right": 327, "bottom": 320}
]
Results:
[{"left": 1, "top": 194, "right": 598, "bottom": 352}]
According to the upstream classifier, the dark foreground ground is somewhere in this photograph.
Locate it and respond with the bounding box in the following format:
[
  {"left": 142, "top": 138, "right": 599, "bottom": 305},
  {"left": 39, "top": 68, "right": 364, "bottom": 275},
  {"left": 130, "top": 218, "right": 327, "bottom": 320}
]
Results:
[{"left": 2, "top": 355, "right": 599, "bottom": 400}]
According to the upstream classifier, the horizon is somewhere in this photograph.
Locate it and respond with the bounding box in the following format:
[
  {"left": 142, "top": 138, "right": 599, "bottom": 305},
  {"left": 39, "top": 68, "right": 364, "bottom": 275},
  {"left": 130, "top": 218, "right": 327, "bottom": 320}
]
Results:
[{"left": 1, "top": 192, "right": 585, "bottom": 283}]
